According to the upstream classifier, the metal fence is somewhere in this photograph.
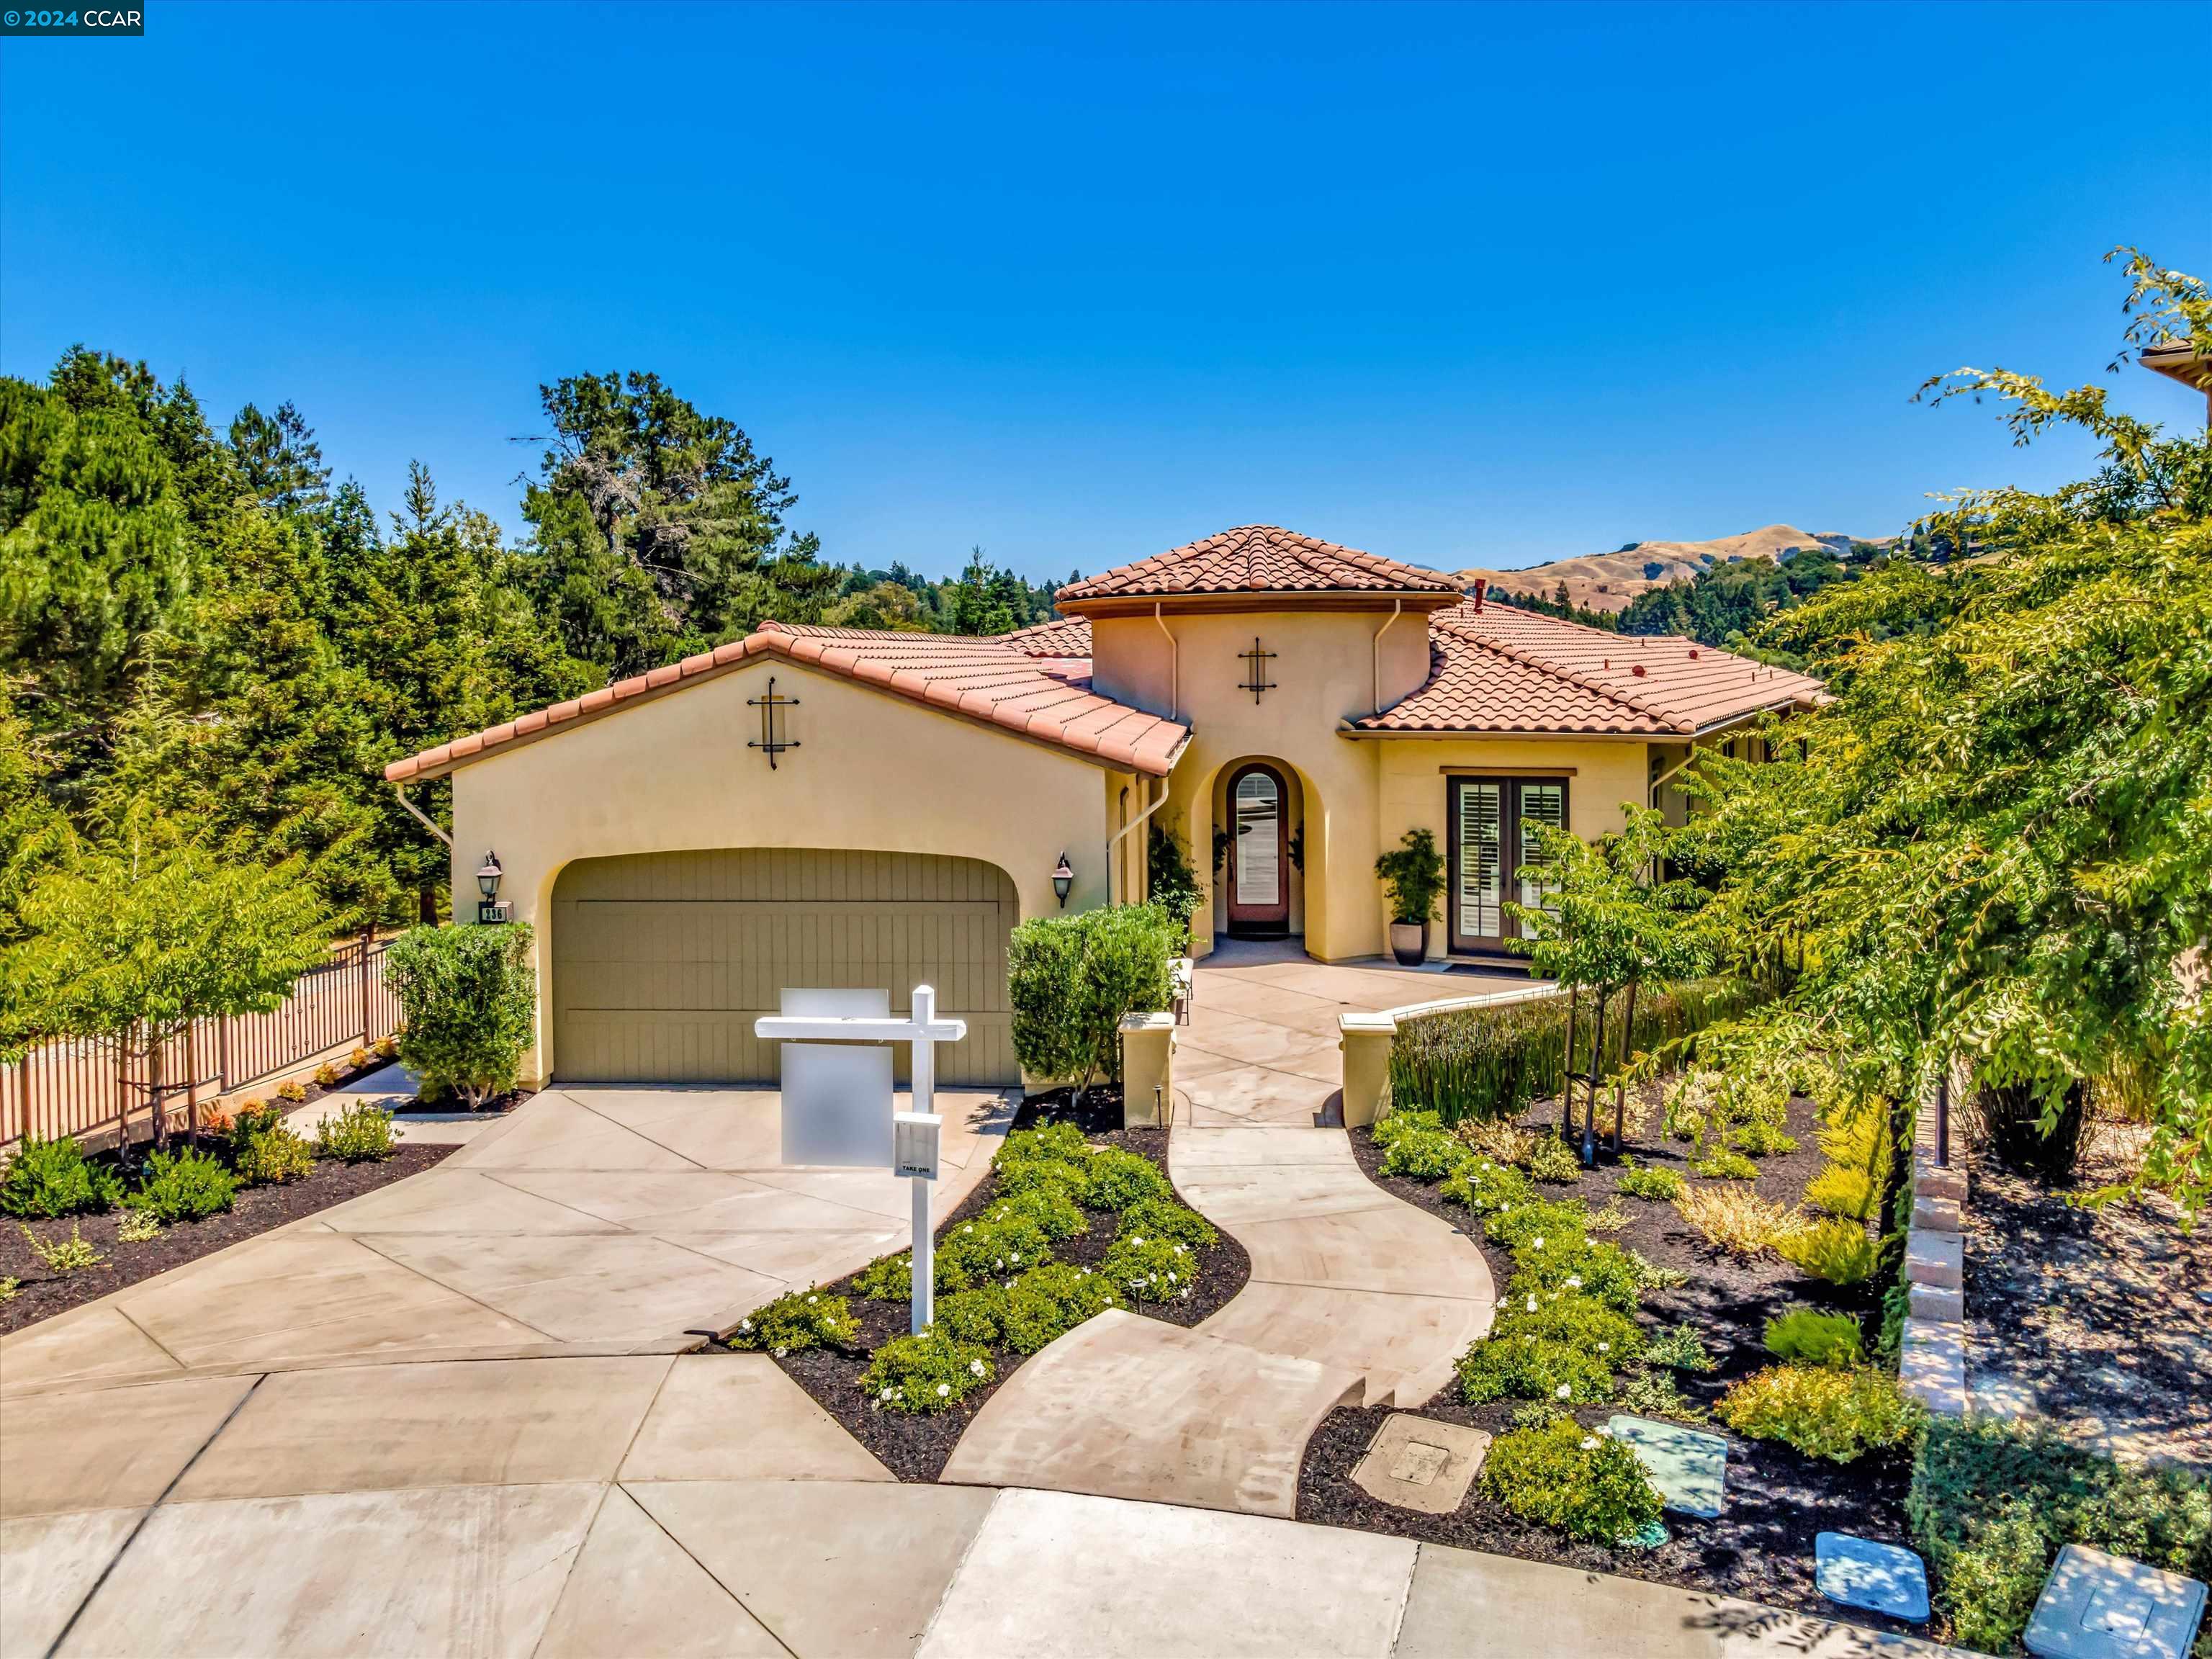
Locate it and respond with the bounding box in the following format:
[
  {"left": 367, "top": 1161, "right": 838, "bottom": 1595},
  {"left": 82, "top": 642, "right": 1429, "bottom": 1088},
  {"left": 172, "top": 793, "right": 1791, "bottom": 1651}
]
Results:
[{"left": 2, "top": 935, "right": 402, "bottom": 1151}]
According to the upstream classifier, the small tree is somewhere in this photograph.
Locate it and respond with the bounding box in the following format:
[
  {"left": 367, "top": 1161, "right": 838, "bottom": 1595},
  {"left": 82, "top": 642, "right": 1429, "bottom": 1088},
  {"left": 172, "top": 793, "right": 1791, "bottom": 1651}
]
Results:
[
  {"left": 10, "top": 824, "right": 332, "bottom": 1156},
  {"left": 1505, "top": 806, "right": 1709, "bottom": 1163},
  {"left": 1375, "top": 828, "right": 1445, "bottom": 925},
  {"left": 1008, "top": 904, "right": 1178, "bottom": 1105},
  {"left": 382, "top": 922, "right": 537, "bottom": 1110}
]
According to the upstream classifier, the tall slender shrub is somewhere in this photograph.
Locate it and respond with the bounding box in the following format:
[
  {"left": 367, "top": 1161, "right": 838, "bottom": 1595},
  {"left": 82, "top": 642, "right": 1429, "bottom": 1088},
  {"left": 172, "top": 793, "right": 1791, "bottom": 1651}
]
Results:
[
  {"left": 383, "top": 922, "right": 536, "bottom": 1109},
  {"left": 1008, "top": 904, "right": 1178, "bottom": 1101}
]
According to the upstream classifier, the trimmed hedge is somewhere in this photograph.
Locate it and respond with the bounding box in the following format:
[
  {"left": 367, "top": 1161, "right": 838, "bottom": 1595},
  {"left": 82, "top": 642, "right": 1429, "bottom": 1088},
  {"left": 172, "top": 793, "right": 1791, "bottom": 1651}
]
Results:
[{"left": 1388, "top": 977, "right": 1756, "bottom": 1125}]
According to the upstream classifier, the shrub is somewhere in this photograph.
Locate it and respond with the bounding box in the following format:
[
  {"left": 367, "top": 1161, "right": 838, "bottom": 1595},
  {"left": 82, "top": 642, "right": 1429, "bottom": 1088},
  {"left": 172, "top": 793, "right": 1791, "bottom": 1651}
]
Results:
[
  {"left": 853, "top": 1250, "right": 917, "bottom": 1300},
  {"left": 1456, "top": 1118, "right": 1536, "bottom": 1165},
  {"left": 0, "top": 1135, "right": 122, "bottom": 1218},
  {"left": 937, "top": 1211, "right": 1053, "bottom": 1290},
  {"left": 313, "top": 1061, "right": 340, "bottom": 1089},
  {"left": 1730, "top": 1117, "right": 1799, "bottom": 1158},
  {"left": 1776, "top": 1218, "right": 1879, "bottom": 1285},
  {"left": 1805, "top": 1162, "right": 1878, "bottom": 1223},
  {"left": 1380, "top": 1128, "right": 1472, "bottom": 1182},
  {"left": 348, "top": 1046, "right": 374, "bottom": 1071},
  {"left": 1717, "top": 1365, "right": 1921, "bottom": 1462},
  {"left": 1909, "top": 1418, "right": 2212, "bottom": 1657},
  {"left": 1372, "top": 1108, "right": 1444, "bottom": 1149},
  {"left": 1586, "top": 1199, "right": 1627, "bottom": 1235},
  {"left": 313, "top": 1102, "right": 398, "bottom": 1163},
  {"left": 1457, "top": 1332, "right": 1617, "bottom": 1406},
  {"left": 0, "top": 1275, "right": 14, "bottom": 1300},
  {"left": 1642, "top": 1323, "right": 1714, "bottom": 1372},
  {"left": 1689, "top": 1146, "right": 1758, "bottom": 1181},
  {"left": 860, "top": 1330, "right": 994, "bottom": 1413},
  {"left": 994, "top": 1155, "right": 1092, "bottom": 1206},
  {"left": 1616, "top": 1365, "right": 1708, "bottom": 1422},
  {"left": 1100, "top": 1228, "right": 1200, "bottom": 1304},
  {"left": 1439, "top": 1159, "right": 1533, "bottom": 1215},
  {"left": 233, "top": 1119, "right": 313, "bottom": 1186},
  {"left": 274, "top": 1079, "right": 307, "bottom": 1103},
  {"left": 1663, "top": 1070, "right": 1720, "bottom": 1142},
  {"left": 383, "top": 922, "right": 537, "bottom": 1109},
  {"left": 1807, "top": 1095, "right": 1894, "bottom": 1223},
  {"left": 981, "top": 1184, "right": 1089, "bottom": 1242},
  {"left": 1007, "top": 904, "right": 1178, "bottom": 1092},
  {"left": 1765, "top": 1308, "right": 1865, "bottom": 1368},
  {"left": 1390, "top": 979, "right": 1756, "bottom": 1127},
  {"left": 374, "top": 1035, "right": 400, "bottom": 1060},
  {"left": 1625, "top": 1249, "right": 1687, "bottom": 1292},
  {"left": 197, "top": 1106, "right": 233, "bottom": 1136},
  {"left": 1084, "top": 1146, "right": 1171, "bottom": 1212},
  {"left": 117, "top": 1206, "right": 162, "bottom": 1243},
  {"left": 1616, "top": 1161, "right": 1683, "bottom": 1202},
  {"left": 1000, "top": 1120, "right": 1094, "bottom": 1167},
  {"left": 727, "top": 1287, "right": 860, "bottom": 1355},
  {"left": 1484, "top": 1198, "right": 1589, "bottom": 1254},
  {"left": 1146, "top": 824, "right": 1205, "bottom": 932},
  {"left": 1526, "top": 1134, "right": 1583, "bottom": 1184},
  {"left": 1512, "top": 1238, "right": 1642, "bottom": 1314},
  {"left": 17, "top": 1221, "right": 104, "bottom": 1273},
  {"left": 999, "top": 1262, "right": 1118, "bottom": 1353},
  {"left": 1495, "top": 1288, "right": 1645, "bottom": 1362},
  {"left": 1375, "top": 828, "right": 1446, "bottom": 925},
  {"left": 1673, "top": 1185, "right": 1800, "bottom": 1255},
  {"left": 128, "top": 1148, "right": 239, "bottom": 1223},
  {"left": 933, "top": 1284, "right": 1010, "bottom": 1345},
  {"left": 1118, "top": 1196, "right": 1217, "bottom": 1251},
  {"left": 1480, "top": 1416, "right": 1664, "bottom": 1542}
]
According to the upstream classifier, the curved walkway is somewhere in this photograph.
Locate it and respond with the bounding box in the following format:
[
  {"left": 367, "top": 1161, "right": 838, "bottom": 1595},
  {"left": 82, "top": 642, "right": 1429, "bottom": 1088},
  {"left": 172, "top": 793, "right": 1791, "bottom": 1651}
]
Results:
[{"left": 941, "top": 950, "right": 1499, "bottom": 1516}]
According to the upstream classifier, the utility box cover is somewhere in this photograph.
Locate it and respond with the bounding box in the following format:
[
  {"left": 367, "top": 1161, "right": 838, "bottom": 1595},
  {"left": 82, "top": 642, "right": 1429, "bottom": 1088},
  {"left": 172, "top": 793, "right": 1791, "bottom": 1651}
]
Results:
[
  {"left": 2026, "top": 1545, "right": 2207, "bottom": 1659},
  {"left": 894, "top": 1112, "right": 941, "bottom": 1181}
]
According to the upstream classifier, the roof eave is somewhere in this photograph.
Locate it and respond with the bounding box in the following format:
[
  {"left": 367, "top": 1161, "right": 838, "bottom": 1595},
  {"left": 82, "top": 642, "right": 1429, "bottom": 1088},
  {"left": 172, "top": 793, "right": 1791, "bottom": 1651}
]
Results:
[{"left": 1061, "top": 588, "right": 1463, "bottom": 620}]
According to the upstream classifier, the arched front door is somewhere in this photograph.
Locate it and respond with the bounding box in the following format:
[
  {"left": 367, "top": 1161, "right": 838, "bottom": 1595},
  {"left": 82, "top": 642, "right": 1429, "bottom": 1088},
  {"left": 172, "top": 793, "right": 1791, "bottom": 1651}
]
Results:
[{"left": 1226, "top": 763, "right": 1290, "bottom": 938}]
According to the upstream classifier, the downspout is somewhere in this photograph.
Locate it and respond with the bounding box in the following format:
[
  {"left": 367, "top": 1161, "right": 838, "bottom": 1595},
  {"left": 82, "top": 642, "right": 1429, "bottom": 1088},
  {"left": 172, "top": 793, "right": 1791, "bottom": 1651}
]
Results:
[
  {"left": 391, "top": 781, "right": 454, "bottom": 849},
  {"left": 1371, "top": 600, "right": 1403, "bottom": 715},
  {"left": 1107, "top": 775, "right": 1171, "bottom": 903},
  {"left": 1153, "top": 603, "right": 1179, "bottom": 720}
]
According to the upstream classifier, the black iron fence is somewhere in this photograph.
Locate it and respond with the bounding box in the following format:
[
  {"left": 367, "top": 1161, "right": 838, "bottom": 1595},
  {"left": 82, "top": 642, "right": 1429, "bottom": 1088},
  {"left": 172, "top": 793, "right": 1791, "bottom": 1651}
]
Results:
[{"left": 2, "top": 935, "right": 402, "bottom": 1151}]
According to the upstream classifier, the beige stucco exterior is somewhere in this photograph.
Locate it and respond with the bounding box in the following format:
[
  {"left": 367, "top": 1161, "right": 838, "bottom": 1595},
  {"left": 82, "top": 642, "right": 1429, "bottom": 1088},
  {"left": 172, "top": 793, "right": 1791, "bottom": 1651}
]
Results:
[{"left": 447, "top": 652, "right": 1136, "bottom": 1085}]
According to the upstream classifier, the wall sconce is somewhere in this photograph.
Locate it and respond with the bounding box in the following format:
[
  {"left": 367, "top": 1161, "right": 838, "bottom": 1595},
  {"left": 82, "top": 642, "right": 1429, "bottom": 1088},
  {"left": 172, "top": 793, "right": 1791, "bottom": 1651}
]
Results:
[
  {"left": 477, "top": 850, "right": 511, "bottom": 924},
  {"left": 1052, "top": 853, "right": 1074, "bottom": 908}
]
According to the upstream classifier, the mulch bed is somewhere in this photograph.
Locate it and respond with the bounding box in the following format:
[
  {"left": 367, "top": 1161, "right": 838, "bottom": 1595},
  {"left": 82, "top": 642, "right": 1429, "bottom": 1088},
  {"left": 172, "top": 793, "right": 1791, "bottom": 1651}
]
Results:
[
  {"left": 726, "top": 1085, "right": 1251, "bottom": 1482},
  {"left": 0, "top": 1143, "right": 455, "bottom": 1336},
  {"left": 1303, "top": 1088, "right": 1918, "bottom": 1637},
  {"left": 1964, "top": 1153, "right": 2212, "bottom": 1472}
]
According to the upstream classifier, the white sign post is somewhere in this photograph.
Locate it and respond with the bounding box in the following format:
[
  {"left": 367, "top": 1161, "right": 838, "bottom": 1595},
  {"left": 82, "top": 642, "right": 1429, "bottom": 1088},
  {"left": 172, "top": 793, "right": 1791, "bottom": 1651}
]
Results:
[{"left": 756, "top": 984, "right": 966, "bottom": 1335}]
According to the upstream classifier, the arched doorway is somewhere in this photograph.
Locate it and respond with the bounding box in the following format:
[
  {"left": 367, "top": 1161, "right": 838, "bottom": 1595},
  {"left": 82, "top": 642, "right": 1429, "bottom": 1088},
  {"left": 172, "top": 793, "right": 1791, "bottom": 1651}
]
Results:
[{"left": 1225, "top": 763, "right": 1290, "bottom": 938}]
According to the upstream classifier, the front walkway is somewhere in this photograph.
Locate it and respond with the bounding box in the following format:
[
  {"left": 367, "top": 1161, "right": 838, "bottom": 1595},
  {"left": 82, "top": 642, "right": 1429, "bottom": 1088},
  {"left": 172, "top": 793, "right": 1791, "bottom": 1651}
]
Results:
[
  {"left": 941, "top": 949, "right": 1504, "bottom": 1515},
  {"left": 1178, "top": 937, "right": 1528, "bottom": 1125}
]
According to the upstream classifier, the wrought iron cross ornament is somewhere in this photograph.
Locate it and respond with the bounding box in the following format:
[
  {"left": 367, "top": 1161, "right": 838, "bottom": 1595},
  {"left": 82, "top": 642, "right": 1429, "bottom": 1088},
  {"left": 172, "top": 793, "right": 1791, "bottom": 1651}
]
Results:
[
  {"left": 747, "top": 675, "right": 801, "bottom": 768},
  {"left": 1237, "top": 637, "right": 1278, "bottom": 704}
]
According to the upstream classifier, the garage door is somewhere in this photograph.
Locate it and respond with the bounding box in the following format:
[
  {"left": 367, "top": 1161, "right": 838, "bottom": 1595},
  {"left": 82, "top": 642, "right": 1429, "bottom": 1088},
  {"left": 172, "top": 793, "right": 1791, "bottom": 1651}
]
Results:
[{"left": 551, "top": 849, "right": 1021, "bottom": 1086}]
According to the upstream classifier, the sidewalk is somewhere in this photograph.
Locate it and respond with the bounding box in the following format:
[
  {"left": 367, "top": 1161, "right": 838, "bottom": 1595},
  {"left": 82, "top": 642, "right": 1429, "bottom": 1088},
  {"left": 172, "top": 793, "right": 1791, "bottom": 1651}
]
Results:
[{"left": 2, "top": 1352, "right": 1954, "bottom": 1658}]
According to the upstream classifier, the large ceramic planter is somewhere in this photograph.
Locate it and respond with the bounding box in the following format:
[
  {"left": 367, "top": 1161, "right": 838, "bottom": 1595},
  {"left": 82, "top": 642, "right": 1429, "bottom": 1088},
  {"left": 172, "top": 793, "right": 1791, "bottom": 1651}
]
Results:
[{"left": 1388, "top": 921, "right": 1428, "bottom": 966}]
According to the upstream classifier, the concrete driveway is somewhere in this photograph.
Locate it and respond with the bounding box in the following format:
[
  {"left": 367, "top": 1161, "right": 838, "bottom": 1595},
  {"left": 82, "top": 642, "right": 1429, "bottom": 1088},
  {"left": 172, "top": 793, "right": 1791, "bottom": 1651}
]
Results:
[{"left": 0, "top": 1085, "right": 1012, "bottom": 1395}]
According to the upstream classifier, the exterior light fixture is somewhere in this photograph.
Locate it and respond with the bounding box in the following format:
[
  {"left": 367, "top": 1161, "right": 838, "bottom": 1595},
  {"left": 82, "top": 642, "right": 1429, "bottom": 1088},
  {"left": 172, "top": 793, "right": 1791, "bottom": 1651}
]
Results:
[
  {"left": 476, "top": 851, "right": 511, "bottom": 924},
  {"left": 1052, "top": 853, "right": 1074, "bottom": 908}
]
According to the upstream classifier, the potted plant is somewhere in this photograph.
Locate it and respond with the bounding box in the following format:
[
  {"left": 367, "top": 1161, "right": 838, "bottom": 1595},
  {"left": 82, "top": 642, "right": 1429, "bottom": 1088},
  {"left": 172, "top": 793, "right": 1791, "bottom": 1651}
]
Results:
[{"left": 1375, "top": 828, "right": 1444, "bottom": 966}]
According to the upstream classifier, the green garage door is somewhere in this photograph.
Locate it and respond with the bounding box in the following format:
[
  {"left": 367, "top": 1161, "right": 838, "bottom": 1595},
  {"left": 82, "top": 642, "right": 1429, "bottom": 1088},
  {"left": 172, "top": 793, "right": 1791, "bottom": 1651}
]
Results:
[{"left": 551, "top": 849, "right": 1021, "bottom": 1085}]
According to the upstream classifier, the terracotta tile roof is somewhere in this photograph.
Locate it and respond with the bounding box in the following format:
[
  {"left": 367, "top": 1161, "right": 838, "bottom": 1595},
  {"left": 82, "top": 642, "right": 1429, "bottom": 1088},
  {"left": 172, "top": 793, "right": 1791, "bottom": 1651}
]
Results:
[
  {"left": 1058, "top": 525, "right": 1460, "bottom": 603},
  {"left": 383, "top": 620, "right": 1190, "bottom": 783},
  {"left": 1351, "top": 599, "right": 1826, "bottom": 737},
  {"left": 1002, "top": 614, "right": 1094, "bottom": 657}
]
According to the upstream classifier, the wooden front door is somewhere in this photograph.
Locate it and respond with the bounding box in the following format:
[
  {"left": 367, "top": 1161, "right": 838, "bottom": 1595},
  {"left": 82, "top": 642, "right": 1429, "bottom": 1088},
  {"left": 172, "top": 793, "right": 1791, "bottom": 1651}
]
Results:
[
  {"left": 1226, "top": 763, "right": 1290, "bottom": 937},
  {"left": 1447, "top": 775, "right": 1568, "bottom": 954}
]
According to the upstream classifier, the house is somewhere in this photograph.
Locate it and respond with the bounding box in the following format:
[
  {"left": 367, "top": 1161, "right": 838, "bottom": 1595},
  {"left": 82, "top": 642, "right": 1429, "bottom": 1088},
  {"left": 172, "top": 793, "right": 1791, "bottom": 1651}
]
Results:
[{"left": 385, "top": 525, "right": 1822, "bottom": 1089}]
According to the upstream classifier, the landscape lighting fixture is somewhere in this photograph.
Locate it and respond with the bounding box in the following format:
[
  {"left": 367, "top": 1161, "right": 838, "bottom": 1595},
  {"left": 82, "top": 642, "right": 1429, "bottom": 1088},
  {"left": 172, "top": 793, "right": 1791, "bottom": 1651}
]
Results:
[{"left": 1052, "top": 853, "right": 1074, "bottom": 908}]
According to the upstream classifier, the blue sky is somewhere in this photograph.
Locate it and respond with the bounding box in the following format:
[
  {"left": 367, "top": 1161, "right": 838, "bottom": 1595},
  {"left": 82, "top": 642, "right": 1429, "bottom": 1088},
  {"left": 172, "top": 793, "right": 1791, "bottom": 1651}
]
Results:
[{"left": 3, "top": 1, "right": 2206, "bottom": 582}]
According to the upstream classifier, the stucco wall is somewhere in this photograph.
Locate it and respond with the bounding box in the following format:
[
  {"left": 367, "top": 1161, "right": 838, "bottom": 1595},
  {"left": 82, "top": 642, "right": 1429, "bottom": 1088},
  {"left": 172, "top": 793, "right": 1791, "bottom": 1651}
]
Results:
[
  {"left": 445, "top": 655, "right": 1125, "bottom": 1084},
  {"left": 1088, "top": 608, "right": 1426, "bottom": 963},
  {"left": 1375, "top": 734, "right": 1653, "bottom": 958}
]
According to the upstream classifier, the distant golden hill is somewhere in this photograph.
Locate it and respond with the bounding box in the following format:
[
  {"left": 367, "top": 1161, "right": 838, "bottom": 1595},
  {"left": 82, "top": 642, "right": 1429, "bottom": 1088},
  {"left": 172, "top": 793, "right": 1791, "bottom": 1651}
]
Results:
[{"left": 1455, "top": 524, "right": 1888, "bottom": 613}]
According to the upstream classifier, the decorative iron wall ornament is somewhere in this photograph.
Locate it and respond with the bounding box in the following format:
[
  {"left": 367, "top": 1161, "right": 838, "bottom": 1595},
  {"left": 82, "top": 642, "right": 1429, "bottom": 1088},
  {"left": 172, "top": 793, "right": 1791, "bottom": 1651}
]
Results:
[
  {"left": 1237, "top": 637, "right": 1278, "bottom": 704},
  {"left": 747, "top": 675, "right": 801, "bottom": 768}
]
